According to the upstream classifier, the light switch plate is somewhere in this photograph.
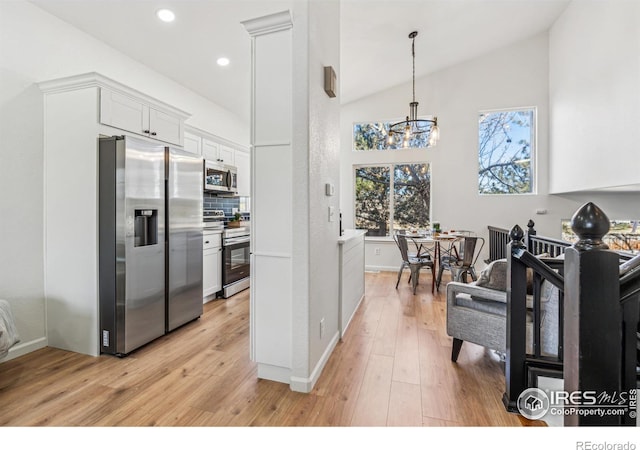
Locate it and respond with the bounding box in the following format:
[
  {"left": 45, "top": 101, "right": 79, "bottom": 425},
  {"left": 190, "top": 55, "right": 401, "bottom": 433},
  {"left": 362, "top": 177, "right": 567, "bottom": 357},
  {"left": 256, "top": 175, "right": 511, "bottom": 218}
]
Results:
[
  {"left": 325, "top": 183, "right": 334, "bottom": 196},
  {"left": 328, "top": 206, "right": 335, "bottom": 222}
]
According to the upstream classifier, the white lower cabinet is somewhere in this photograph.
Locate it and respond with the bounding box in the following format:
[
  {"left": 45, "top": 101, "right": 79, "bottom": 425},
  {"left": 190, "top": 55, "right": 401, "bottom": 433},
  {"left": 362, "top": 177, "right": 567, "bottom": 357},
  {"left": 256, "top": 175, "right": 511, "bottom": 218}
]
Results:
[
  {"left": 203, "top": 231, "right": 222, "bottom": 302},
  {"left": 338, "top": 230, "right": 366, "bottom": 338}
]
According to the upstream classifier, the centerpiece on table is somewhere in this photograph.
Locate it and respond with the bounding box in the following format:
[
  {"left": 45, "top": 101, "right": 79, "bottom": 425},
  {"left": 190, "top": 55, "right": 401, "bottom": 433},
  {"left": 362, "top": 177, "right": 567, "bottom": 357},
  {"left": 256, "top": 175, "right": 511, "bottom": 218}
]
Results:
[{"left": 432, "top": 221, "right": 441, "bottom": 236}]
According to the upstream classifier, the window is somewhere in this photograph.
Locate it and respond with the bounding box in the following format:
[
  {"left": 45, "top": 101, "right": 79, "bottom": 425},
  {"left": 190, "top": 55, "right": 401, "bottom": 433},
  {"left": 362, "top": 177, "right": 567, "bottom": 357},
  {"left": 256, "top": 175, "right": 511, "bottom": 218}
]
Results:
[
  {"left": 355, "top": 163, "right": 431, "bottom": 236},
  {"left": 562, "top": 219, "right": 640, "bottom": 254},
  {"left": 478, "top": 108, "right": 535, "bottom": 194},
  {"left": 353, "top": 121, "right": 432, "bottom": 151}
]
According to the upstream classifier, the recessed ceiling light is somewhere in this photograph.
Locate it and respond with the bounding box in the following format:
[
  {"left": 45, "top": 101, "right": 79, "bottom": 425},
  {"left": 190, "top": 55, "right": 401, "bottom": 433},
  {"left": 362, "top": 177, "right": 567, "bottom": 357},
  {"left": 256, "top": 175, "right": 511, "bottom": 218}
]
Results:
[
  {"left": 216, "top": 57, "right": 230, "bottom": 67},
  {"left": 156, "top": 9, "right": 175, "bottom": 23}
]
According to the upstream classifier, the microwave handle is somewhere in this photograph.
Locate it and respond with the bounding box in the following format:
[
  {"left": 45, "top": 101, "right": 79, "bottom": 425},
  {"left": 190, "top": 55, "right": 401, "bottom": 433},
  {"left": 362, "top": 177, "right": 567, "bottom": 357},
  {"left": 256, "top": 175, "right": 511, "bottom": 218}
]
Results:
[{"left": 226, "top": 170, "right": 232, "bottom": 190}]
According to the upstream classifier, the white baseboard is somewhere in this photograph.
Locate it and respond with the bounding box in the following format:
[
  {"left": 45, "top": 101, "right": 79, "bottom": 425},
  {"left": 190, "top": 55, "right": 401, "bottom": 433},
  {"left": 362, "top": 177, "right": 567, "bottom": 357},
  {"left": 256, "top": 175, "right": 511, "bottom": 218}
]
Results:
[
  {"left": 256, "top": 363, "right": 291, "bottom": 384},
  {"left": 340, "top": 293, "right": 364, "bottom": 339},
  {"left": 290, "top": 330, "right": 340, "bottom": 393},
  {"left": 0, "top": 336, "right": 47, "bottom": 363},
  {"left": 365, "top": 265, "right": 396, "bottom": 272}
]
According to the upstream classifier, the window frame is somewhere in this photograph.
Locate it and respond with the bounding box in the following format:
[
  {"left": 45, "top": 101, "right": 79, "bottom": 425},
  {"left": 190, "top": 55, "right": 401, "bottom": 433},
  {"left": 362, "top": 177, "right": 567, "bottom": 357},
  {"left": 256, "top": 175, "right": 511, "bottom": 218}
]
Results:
[
  {"left": 353, "top": 162, "right": 432, "bottom": 237},
  {"left": 477, "top": 106, "right": 537, "bottom": 196}
]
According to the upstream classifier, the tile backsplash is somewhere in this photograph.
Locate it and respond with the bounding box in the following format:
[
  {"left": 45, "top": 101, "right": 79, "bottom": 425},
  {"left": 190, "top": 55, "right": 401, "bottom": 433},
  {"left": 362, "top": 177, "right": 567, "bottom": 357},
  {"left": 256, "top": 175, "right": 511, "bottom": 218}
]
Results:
[{"left": 203, "top": 194, "right": 250, "bottom": 219}]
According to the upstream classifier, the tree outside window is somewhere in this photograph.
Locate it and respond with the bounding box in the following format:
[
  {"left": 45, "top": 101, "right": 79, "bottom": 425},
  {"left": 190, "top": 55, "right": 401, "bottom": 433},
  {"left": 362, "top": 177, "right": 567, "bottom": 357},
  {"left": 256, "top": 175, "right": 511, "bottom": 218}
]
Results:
[
  {"left": 478, "top": 108, "right": 535, "bottom": 194},
  {"left": 355, "top": 163, "right": 431, "bottom": 236}
]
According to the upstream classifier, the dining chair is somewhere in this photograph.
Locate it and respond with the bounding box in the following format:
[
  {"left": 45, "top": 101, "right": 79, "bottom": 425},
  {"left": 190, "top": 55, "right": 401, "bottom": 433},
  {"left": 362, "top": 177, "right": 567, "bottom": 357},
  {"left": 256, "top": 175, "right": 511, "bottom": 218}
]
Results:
[
  {"left": 436, "top": 236, "right": 485, "bottom": 290},
  {"left": 393, "top": 231, "right": 435, "bottom": 294},
  {"left": 395, "top": 229, "right": 420, "bottom": 258}
]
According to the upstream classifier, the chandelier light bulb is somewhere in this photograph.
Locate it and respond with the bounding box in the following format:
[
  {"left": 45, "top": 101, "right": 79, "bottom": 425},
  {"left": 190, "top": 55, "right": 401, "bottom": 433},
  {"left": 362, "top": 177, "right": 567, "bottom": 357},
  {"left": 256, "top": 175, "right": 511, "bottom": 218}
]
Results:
[
  {"left": 428, "top": 133, "right": 437, "bottom": 147},
  {"left": 431, "top": 123, "right": 440, "bottom": 140}
]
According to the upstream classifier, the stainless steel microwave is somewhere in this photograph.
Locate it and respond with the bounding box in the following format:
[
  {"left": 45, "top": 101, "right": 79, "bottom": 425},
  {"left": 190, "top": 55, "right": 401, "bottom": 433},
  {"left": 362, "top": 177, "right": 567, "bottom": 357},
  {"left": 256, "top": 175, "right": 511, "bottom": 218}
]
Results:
[{"left": 204, "top": 160, "right": 238, "bottom": 195}]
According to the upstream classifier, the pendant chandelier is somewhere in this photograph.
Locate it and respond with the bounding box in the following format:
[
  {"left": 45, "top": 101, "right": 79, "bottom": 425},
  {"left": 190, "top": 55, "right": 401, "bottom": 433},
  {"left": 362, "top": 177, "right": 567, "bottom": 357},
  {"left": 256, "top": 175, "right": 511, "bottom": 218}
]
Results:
[{"left": 388, "top": 31, "right": 439, "bottom": 148}]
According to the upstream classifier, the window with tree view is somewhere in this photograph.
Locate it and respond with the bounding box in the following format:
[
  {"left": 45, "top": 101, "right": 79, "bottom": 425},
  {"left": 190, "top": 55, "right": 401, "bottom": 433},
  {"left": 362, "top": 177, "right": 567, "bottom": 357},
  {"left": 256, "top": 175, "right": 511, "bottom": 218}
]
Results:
[
  {"left": 353, "top": 122, "right": 431, "bottom": 150},
  {"left": 478, "top": 108, "right": 535, "bottom": 194},
  {"left": 355, "top": 163, "right": 431, "bottom": 236}
]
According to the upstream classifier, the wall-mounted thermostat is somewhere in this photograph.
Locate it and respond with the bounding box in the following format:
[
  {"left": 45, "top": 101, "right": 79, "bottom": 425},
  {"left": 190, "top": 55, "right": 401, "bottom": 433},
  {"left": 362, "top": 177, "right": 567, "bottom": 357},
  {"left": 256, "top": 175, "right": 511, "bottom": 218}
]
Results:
[{"left": 325, "top": 183, "right": 335, "bottom": 196}]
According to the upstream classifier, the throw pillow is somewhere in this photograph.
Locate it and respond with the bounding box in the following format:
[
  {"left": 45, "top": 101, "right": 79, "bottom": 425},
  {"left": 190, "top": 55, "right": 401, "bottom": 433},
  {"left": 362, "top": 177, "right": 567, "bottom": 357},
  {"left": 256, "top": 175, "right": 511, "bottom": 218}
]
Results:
[
  {"left": 476, "top": 253, "right": 554, "bottom": 294},
  {"left": 476, "top": 259, "right": 508, "bottom": 291},
  {"left": 0, "top": 299, "right": 20, "bottom": 359}
]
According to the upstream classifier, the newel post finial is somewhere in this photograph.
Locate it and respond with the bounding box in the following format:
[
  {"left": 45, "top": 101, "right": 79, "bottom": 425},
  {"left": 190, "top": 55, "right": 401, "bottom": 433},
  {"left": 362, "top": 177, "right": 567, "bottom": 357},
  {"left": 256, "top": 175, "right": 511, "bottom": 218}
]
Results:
[
  {"left": 509, "top": 224, "right": 525, "bottom": 248},
  {"left": 526, "top": 219, "right": 536, "bottom": 235},
  {"left": 570, "top": 202, "right": 610, "bottom": 251}
]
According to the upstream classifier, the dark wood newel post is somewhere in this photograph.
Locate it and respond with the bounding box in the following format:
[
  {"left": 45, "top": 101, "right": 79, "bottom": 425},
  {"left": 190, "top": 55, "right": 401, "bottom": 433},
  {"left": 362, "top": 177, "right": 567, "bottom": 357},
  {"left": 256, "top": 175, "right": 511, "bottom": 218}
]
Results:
[
  {"left": 526, "top": 219, "right": 536, "bottom": 254},
  {"left": 564, "top": 202, "right": 622, "bottom": 426},
  {"left": 503, "top": 224, "right": 528, "bottom": 412}
]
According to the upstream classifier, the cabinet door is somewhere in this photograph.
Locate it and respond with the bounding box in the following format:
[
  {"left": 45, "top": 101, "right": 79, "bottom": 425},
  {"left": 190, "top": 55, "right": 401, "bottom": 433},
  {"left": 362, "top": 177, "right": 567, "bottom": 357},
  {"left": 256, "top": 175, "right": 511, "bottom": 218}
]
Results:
[
  {"left": 203, "top": 247, "right": 222, "bottom": 299},
  {"left": 202, "top": 139, "right": 219, "bottom": 161},
  {"left": 149, "top": 107, "right": 183, "bottom": 146},
  {"left": 218, "top": 145, "right": 234, "bottom": 165},
  {"left": 234, "top": 149, "right": 250, "bottom": 197},
  {"left": 183, "top": 132, "right": 202, "bottom": 156},
  {"left": 100, "top": 88, "right": 148, "bottom": 135}
]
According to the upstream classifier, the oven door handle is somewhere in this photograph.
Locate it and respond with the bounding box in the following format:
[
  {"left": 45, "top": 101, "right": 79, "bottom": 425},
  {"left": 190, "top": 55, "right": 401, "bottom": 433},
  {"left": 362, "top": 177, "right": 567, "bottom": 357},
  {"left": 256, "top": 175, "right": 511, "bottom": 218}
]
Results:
[{"left": 224, "top": 236, "right": 250, "bottom": 246}]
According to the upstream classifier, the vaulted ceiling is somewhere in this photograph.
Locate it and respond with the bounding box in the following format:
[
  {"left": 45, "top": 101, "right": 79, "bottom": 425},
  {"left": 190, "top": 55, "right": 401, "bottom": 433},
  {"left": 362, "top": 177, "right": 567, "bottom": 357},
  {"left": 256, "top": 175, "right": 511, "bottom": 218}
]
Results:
[{"left": 28, "top": 0, "right": 571, "bottom": 123}]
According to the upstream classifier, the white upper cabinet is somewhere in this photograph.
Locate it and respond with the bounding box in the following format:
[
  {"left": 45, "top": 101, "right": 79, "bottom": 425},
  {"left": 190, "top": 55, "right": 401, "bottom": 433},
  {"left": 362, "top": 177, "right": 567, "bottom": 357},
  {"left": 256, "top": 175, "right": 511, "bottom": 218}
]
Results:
[
  {"left": 100, "top": 87, "right": 186, "bottom": 146},
  {"left": 202, "top": 139, "right": 220, "bottom": 161},
  {"left": 218, "top": 145, "right": 235, "bottom": 165},
  {"left": 234, "top": 149, "right": 250, "bottom": 197},
  {"left": 202, "top": 139, "right": 233, "bottom": 165},
  {"left": 183, "top": 132, "right": 202, "bottom": 156}
]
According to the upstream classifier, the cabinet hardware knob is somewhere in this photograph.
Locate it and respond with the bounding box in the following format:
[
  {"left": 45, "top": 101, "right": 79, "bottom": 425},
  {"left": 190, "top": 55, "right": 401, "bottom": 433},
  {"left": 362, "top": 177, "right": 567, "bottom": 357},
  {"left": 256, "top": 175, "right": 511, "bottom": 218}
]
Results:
[
  {"left": 143, "top": 130, "right": 150, "bottom": 133},
  {"left": 205, "top": 241, "right": 210, "bottom": 244},
  {"left": 151, "top": 132, "right": 157, "bottom": 136}
]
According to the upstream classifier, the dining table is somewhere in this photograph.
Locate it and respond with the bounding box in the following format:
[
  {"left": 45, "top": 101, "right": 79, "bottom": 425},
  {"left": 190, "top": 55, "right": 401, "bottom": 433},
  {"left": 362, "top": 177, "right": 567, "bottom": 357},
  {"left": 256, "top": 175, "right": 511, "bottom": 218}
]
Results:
[{"left": 403, "top": 231, "right": 465, "bottom": 278}]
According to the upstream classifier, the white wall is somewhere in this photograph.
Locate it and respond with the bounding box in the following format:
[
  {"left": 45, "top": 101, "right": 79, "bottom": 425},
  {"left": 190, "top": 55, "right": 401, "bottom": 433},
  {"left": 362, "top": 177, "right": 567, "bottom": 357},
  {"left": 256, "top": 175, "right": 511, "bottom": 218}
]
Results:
[
  {"left": 0, "top": 66, "right": 47, "bottom": 358},
  {"left": 341, "top": 30, "right": 640, "bottom": 272},
  {"left": 305, "top": 0, "right": 341, "bottom": 382},
  {"left": 0, "top": 0, "right": 248, "bottom": 360},
  {"left": 549, "top": 0, "right": 640, "bottom": 193}
]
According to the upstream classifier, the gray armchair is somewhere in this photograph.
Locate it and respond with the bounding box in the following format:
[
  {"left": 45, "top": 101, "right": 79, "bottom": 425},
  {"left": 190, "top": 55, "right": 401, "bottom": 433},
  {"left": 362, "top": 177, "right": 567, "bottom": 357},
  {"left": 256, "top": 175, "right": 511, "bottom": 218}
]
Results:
[{"left": 446, "top": 259, "right": 560, "bottom": 362}]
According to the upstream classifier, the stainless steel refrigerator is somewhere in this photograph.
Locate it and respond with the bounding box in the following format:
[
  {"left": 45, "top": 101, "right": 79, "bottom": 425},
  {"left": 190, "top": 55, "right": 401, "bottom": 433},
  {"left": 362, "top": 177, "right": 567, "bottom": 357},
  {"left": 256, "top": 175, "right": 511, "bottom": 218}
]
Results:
[{"left": 99, "top": 136, "right": 203, "bottom": 356}]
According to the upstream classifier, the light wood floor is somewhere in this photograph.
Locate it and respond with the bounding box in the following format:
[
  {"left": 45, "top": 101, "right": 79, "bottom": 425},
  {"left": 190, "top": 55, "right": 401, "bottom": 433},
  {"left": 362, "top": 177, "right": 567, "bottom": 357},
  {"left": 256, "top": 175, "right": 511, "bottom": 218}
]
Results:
[{"left": 0, "top": 271, "right": 542, "bottom": 427}]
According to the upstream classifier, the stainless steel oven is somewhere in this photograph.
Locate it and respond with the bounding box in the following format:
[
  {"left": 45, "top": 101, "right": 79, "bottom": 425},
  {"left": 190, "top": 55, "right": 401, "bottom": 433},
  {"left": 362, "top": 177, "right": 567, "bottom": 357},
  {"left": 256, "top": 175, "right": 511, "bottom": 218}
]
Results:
[{"left": 222, "top": 227, "right": 250, "bottom": 298}]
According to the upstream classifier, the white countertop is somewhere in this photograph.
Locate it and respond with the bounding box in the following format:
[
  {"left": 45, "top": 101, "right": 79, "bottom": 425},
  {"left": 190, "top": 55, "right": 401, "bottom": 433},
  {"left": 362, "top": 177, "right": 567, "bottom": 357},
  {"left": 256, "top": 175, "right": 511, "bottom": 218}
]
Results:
[{"left": 338, "top": 229, "right": 367, "bottom": 244}]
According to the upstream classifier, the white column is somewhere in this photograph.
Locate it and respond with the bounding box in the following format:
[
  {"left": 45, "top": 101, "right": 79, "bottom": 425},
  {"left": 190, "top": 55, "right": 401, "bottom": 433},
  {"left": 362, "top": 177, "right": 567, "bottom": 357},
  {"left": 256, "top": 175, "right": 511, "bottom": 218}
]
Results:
[
  {"left": 242, "top": 11, "right": 295, "bottom": 384},
  {"left": 243, "top": 2, "right": 341, "bottom": 392}
]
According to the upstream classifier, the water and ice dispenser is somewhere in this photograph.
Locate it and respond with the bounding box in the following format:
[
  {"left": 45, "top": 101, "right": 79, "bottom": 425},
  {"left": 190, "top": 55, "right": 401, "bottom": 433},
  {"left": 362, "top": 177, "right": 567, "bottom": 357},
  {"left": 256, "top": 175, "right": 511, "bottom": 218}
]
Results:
[{"left": 134, "top": 209, "right": 158, "bottom": 247}]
